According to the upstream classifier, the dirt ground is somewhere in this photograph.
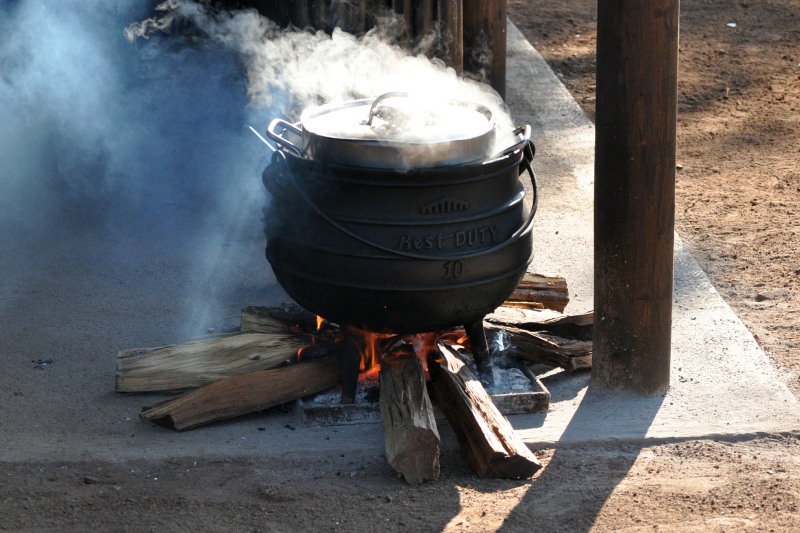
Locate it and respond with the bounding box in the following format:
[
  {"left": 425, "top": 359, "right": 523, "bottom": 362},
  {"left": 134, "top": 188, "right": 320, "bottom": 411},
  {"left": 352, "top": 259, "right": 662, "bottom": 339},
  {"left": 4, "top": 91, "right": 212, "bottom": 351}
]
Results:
[
  {"left": 510, "top": 0, "right": 800, "bottom": 397},
  {"left": 2, "top": 1, "right": 800, "bottom": 531}
]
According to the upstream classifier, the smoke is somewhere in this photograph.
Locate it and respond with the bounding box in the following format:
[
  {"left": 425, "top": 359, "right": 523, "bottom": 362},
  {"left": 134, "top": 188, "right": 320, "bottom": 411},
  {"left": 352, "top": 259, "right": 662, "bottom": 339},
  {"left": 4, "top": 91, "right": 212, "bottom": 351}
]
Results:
[
  {"left": 129, "top": 0, "right": 514, "bottom": 133},
  {"left": 0, "top": 0, "right": 514, "bottom": 336},
  {"left": 0, "top": 0, "right": 273, "bottom": 338},
  {"left": 0, "top": 0, "right": 270, "bottom": 231}
]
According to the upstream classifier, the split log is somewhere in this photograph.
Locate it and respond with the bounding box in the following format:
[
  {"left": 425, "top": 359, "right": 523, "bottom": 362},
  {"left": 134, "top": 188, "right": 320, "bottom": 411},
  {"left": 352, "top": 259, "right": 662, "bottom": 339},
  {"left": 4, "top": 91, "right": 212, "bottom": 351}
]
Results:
[
  {"left": 486, "top": 308, "right": 593, "bottom": 370},
  {"left": 240, "top": 304, "right": 319, "bottom": 334},
  {"left": 140, "top": 353, "right": 343, "bottom": 431},
  {"left": 428, "top": 341, "right": 541, "bottom": 479},
  {"left": 505, "top": 273, "right": 570, "bottom": 312},
  {"left": 379, "top": 345, "right": 440, "bottom": 485},
  {"left": 487, "top": 308, "right": 593, "bottom": 342},
  {"left": 116, "top": 333, "right": 303, "bottom": 393},
  {"left": 494, "top": 327, "right": 592, "bottom": 371}
]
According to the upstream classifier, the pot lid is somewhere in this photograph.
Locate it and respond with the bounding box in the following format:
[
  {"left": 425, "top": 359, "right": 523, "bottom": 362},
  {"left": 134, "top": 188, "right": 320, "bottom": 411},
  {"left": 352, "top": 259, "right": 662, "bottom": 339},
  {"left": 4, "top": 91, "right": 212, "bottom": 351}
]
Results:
[{"left": 300, "top": 93, "right": 496, "bottom": 144}]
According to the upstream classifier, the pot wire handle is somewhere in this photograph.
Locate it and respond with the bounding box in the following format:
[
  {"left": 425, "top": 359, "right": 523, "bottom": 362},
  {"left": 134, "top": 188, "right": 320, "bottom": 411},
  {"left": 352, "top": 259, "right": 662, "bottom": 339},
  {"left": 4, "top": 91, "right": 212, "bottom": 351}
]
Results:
[
  {"left": 492, "top": 125, "right": 533, "bottom": 160},
  {"left": 266, "top": 118, "right": 306, "bottom": 158},
  {"left": 271, "top": 150, "right": 539, "bottom": 262}
]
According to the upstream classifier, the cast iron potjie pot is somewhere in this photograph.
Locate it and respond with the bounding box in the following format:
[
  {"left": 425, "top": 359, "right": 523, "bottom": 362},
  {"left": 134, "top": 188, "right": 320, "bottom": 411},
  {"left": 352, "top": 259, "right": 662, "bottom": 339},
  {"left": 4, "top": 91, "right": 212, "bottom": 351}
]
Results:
[{"left": 261, "top": 140, "right": 538, "bottom": 334}]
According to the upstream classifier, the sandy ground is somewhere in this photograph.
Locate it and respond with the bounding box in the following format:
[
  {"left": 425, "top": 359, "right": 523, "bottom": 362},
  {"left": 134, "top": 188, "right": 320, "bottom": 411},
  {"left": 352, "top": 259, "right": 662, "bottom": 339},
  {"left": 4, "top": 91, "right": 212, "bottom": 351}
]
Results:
[
  {"left": 2, "top": 1, "right": 800, "bottom": 531},
  {"left": 2, "top": 436, "right": 799, "bottom": 531}
]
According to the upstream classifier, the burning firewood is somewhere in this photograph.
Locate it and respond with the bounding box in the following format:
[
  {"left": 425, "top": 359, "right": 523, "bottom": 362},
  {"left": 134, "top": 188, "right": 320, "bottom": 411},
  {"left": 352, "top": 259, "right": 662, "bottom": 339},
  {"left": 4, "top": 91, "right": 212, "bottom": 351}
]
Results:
[
  {"left": 116, "top": 332, "right": 304, "bottom": 393},
  {"left": 139, "top": 353, "right": 343, "bottom": 431},
  {"left": 379, "top": 344, "right": 441, "bottom": 485},
  {"left": 487, "top": 306, "right": 592, "bottom": 339},
  {"left": 495, "top": 328, "right": 592, "bottom": 371},
  {"left": 428, "top": 341, "right": 542, "bottom": 479},
  {"left": 486, "top": 307, "right": 593, "bottom": 371}
]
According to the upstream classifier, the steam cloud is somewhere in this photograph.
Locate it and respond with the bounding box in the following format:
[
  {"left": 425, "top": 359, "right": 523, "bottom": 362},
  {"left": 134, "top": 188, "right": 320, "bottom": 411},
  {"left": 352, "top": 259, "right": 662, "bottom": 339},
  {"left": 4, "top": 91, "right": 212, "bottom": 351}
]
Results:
[
  {"left": 0, "top": 0, "right": 271, "bottom": 230},
  {"left": 0, "top": 0, "right": 513, "bottom": 335},
  {"left": 130, "top": 0, "right": 514, "bottom": 133}
]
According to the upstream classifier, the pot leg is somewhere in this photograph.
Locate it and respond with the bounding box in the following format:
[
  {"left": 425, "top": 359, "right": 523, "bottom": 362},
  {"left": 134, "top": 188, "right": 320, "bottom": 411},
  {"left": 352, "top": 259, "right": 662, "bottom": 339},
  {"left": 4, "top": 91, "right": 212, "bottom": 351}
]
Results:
[
  {"left": 341, "top": 336, "right": 360, "bottom": 404},
  {"left": 465, "top": 319, "right": 494, "bottom": 387}
]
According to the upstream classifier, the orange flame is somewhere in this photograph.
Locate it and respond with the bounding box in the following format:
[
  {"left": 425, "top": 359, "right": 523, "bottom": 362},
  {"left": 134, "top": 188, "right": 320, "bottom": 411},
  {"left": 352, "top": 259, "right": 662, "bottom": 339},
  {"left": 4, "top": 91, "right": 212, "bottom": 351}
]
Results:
[
  {"left": 297, "top": 315, "right": 329, "bottom": 361},
  {"left": 296, "top": 319, "right": 437, "bottom": 383}
]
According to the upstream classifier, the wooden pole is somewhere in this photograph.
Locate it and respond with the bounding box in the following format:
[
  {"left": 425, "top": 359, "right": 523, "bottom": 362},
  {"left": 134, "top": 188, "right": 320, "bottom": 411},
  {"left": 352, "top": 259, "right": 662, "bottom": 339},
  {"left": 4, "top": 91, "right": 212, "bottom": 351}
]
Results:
[
  {"left": 412, "top": 0, "right": 435, "bottom": 55},
  {"left": 437, "top": 0, "right": 463, "bottom": 73},
  {"left": 463, "top": 0, "right": 506, "bottom": 98},
  {"left": 289, "top": 0, "right": 310, "bottom": 29},
  {"left": 593, "top": 0, "right": 679, "bottom": 394}
]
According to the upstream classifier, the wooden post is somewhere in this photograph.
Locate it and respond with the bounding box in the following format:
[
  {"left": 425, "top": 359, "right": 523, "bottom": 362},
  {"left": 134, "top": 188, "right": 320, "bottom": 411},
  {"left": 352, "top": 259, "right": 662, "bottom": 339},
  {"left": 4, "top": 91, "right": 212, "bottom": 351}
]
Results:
[
  {"left": 463, "top": 0, "right": 506, "bottom": 98},
  {"left": 412, "top": 0, "right": 435, "bottom": 54},
  {"left": 288, "top": 0, "right": 308, "bottom": 29},
  {"left": 437, "top": 0, "right": 463, "bottom": 73},
  {"left": 593, "top": 0, "right": 679, "bottom": 394}
]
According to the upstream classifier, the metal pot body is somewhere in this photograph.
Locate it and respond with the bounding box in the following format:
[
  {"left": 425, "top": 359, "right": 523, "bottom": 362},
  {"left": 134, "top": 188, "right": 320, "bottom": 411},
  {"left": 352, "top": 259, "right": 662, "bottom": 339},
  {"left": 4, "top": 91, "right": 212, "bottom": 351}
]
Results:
[{"left": 262, "top": 148, "right": 537, "bottom": 333}]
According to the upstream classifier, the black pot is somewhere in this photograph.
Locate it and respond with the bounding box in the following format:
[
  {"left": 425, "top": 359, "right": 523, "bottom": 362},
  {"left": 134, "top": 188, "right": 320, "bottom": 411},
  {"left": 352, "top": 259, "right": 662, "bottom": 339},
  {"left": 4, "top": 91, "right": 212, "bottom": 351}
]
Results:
[{"left": 262, "top": 141, "right": 538, "bottom": 334}]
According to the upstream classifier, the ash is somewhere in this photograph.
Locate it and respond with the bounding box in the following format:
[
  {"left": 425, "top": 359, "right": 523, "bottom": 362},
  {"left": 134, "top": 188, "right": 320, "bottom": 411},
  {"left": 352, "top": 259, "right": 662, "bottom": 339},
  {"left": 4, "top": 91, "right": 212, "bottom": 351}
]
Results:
[{"left": 304, "top": 370, "right": 381, "bottom": 407}]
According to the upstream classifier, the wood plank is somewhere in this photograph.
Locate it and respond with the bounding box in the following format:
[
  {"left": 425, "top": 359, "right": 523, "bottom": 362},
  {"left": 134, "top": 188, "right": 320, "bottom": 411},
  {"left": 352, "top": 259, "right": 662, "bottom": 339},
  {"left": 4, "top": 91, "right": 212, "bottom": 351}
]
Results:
[
  {"left": 487, "top": 308, "right": 593, "bottom": 341},
  {"left": 505, "top": 273, "right": 570, "bottom": 312},
  {"left": 428, "top": 341, "right": 541, "bottom": 479},
  {"left": 139, "top": 354, "right": 343, "bottom": 431},
  {"left": 379, "top": 345, "right": 440, "bottom": 485},
  {"left": 116, "top": 333, "right": 302, "bottom": 393}
]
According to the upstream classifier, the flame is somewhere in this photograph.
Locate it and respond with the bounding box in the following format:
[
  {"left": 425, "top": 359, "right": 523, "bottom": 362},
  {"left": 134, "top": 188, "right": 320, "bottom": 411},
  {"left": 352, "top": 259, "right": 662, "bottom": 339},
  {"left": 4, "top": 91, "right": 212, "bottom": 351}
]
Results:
[
  {"left": 297, "top": 315, "right": 329, "bottom": 361},
  {"left": 360, "top": 332, "right": 383, "bottom": 372},
  {"left": 296, "top": 319, "right": 439, "bottom": 384}
]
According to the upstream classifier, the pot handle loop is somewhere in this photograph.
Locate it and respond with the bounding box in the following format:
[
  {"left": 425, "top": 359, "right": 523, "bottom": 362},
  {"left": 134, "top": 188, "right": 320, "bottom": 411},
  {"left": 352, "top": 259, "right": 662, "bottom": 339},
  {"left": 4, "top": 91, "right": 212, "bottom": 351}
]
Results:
[
  {"left": 266, "top": 118, "right": 306, "bottom": 158},
  {"left": 269, "top": 135, "right": 539, "bottom": 263},
  {"left": 494, "top": 125, "right": 533, "bottom": 160}
]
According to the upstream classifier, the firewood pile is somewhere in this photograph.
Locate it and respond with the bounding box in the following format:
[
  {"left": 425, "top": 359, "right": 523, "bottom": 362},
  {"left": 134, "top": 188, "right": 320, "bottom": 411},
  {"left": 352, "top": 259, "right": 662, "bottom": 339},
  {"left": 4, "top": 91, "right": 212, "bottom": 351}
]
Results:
[{"left": 116, "top": 273, "right": 592, "bottom": 483}]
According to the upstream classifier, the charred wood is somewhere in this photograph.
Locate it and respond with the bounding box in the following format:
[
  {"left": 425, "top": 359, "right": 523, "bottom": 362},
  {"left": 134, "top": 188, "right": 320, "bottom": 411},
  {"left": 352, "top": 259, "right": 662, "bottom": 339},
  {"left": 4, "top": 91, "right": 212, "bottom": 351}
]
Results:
[
  {"left": 493, "top": 327, "right": 592, "bottom": 371},
  {"left": 486, "top": 307, "right": 593, "bottom": 370}
]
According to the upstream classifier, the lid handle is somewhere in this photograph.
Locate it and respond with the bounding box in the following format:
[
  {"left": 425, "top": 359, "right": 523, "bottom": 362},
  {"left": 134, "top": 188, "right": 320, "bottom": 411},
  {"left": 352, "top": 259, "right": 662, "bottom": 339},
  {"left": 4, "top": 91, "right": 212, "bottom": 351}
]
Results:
[{"left": 363, "top": 92, "right": 410, "bottom": 126}]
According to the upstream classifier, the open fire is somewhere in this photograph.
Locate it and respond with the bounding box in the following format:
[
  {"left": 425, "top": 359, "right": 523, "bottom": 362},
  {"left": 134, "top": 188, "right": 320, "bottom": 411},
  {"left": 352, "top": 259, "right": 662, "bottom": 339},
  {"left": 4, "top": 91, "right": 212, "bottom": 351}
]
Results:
[{"left": 117, "top": 274, "right": 590, "bottom": 484}]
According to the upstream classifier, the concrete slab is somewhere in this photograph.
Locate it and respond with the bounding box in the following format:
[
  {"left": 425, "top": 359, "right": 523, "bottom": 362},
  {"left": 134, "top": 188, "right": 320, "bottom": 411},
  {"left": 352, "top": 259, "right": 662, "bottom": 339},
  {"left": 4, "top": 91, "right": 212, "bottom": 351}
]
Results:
[
  {"left": 503, "top": 23, "right": 800, "bottom": 445},
  {"left": 1, "top": 22, "right": 797, "bottom": 466}
]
